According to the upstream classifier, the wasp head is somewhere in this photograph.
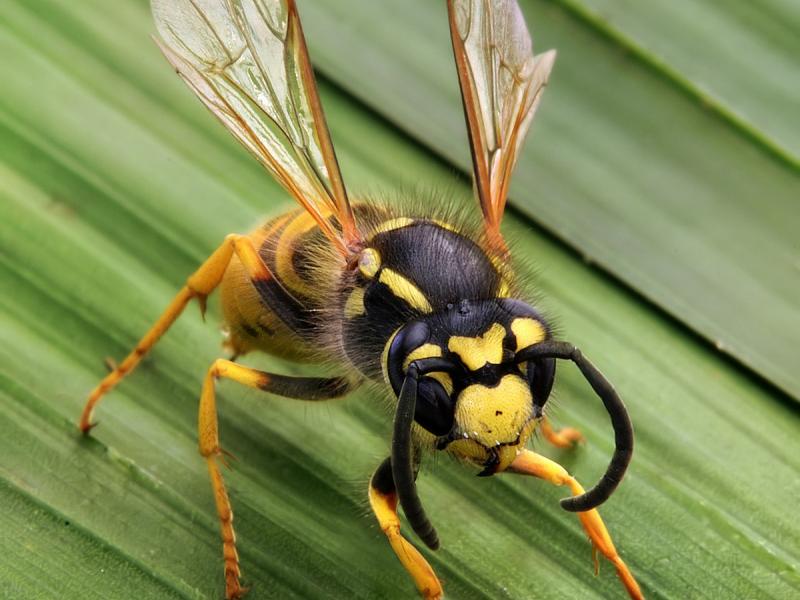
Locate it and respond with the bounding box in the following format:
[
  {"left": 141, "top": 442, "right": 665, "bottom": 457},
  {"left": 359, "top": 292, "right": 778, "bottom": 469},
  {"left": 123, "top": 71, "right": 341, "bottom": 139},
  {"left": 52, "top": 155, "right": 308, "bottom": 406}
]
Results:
[{"left": 385, "top": 298, "right": 555, "bottom": 475}]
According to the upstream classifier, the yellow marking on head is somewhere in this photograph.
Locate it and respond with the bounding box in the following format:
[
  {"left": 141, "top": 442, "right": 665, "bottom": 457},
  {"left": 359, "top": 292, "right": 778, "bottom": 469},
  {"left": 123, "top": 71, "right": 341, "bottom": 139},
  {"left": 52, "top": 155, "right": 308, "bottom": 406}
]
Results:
[
  {"left": 344, "top": 287, "right": 366, "bottom": 318},
  {"left": 358, "top": 248, "right": 381, "bottom": 279},
  {"left": 373, "top": 217, "right": 415, "bottom": 235},
  {"left": 379, "top": 268, "right": 432, "bottom": 313},
  {"left": 429, "top": 372, "right": 454, "bottom": 395},
  {"left": 381, "top": 327, "right": 402, "bottom": 387},
  {"left": 446, "top": 438, "right": 490, "bottom": 463},
  {"left": 402, "top": 343, "right": 452, "bottom": 394},
  {"left": 275, "top": 211, "right": 323, "bottom": 297},
  {"left": 511, "top": 317, "right": 546, "bottom": 351},
  {"left": 446, "top": 437, "right": 527, "bottom": 472},
  {"left": 402, "top": 343, "right": 441, "bottom": 368},
  {"left": 448, "top": 323, "right": 506, "bottom": 371},
  {"left": 456, "top": 376, "right": 533, "bottom": 443},
  {"left": 449, "top": 375, "right": 535, "bottom": 470}
]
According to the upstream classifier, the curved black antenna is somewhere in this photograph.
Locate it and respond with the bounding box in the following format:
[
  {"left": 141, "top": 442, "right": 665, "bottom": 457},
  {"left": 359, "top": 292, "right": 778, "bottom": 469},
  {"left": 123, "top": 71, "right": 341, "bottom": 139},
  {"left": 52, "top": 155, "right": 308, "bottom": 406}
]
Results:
[
  {"left": 391, "top": 357, "right": 455, "bottom": 550},
  {"left": 516, "top": 341, "right": 634, "bottom": 512}
]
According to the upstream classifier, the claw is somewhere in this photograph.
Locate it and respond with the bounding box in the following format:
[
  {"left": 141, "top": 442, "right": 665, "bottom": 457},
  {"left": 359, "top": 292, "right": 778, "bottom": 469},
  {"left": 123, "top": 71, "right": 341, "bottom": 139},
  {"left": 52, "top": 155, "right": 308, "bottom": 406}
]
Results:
[
  {"left": 79, "top": 420, "right": 98, "bottom": 436},
  {"left": 197, "top": 293, "right": 208, "bottom": 321},
  {"left": 219, "top": 447, "right": 238, "bottom": 469}
]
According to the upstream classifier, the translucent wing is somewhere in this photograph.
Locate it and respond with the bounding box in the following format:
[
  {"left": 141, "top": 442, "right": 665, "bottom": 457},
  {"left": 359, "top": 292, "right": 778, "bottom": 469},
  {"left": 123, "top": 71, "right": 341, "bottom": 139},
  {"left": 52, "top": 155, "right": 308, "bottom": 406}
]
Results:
[
  {"left": 447, "top": 0, "right": 556, "bottom": 253},
  {"left": 152, "top": 0, "right": 359, "bottom": 255}
]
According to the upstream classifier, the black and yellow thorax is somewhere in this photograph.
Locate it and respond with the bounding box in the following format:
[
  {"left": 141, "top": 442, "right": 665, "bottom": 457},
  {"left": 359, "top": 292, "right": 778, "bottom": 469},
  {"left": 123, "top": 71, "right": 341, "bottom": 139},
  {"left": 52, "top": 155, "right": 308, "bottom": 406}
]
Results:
[{"left": 340, "top": 216, "right": 513, "bottom": 379}]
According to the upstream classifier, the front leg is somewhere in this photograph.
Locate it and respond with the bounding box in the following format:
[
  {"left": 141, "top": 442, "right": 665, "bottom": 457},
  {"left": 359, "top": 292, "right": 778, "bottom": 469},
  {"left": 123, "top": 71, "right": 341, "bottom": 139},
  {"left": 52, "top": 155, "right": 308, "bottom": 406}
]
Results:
[
  {"left": 368, "top": 458, "right": 443, "bottom": 600},
  {"left": 509, "top": 449, "right": 643, "bottom": 600}
]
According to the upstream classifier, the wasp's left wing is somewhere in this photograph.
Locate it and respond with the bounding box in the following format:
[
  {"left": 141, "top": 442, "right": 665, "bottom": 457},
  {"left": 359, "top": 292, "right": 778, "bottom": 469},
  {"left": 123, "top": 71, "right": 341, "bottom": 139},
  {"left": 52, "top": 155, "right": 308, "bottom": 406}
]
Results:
[
  {"left": 152, "top": 0, "right": 359, "bottom": 256},
  {"left": 447, "top": 0, "right": 555, "bottom": 254}
]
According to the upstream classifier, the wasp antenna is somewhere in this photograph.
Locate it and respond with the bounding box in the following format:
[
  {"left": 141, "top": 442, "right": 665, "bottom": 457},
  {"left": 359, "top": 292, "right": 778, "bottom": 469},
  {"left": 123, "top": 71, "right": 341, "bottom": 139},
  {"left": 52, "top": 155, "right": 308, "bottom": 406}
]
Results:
[
  {"left": 391, "top": 359, "right": 454, "bottom": 550},
  {"left": 515, "top": 341, "right": 634, "bottom": 511}
]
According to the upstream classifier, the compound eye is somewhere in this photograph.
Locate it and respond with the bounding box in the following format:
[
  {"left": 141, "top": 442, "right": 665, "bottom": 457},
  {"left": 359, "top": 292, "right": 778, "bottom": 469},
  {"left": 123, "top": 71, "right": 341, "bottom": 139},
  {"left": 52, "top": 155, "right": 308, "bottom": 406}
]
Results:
[
  {"left": 414, "top": 377, "right": 455, "bottom": 437},
  {"left": 528, "top": 357, "right": 556, "bottom": 417}
]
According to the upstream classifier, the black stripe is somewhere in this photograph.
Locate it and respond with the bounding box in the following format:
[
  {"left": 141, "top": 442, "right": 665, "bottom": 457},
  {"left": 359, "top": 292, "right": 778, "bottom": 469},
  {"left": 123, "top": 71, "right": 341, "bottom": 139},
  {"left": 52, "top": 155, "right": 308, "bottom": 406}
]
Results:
[{"left": 259, "top": 374, "right": 353, "bottom": 400}]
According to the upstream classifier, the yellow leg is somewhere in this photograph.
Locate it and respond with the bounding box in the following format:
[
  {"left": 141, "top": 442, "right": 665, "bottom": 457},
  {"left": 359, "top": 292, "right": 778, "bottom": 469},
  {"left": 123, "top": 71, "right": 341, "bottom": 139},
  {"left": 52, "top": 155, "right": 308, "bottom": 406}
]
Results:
[
  {"left": 540, "top": 416, "right": 585, "bottom": 449},
  {"left": 199, "top": 359, "right": 353, "bottom": 599},
  {"left": 369, "top": 460, "right": 443, "bottom": 600},
  {"left": 79, "top": 234, "right": 272, "bottom": 432},
  {"left": 509, "top": 449, "right": 643, "bottom": 600},
  {"left": 198, "top": 359, "right": 262, "bottom": 600}
]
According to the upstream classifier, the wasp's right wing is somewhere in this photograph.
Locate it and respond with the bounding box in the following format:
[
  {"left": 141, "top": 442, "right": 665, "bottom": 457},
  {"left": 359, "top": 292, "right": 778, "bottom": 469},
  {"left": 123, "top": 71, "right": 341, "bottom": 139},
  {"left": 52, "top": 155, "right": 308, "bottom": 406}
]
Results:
[
  {"left": 152, "top": 0, "right": 359, "bottom": 255},
  {"left": 447, "top": 0, "right": 556, "bottom": 254}
]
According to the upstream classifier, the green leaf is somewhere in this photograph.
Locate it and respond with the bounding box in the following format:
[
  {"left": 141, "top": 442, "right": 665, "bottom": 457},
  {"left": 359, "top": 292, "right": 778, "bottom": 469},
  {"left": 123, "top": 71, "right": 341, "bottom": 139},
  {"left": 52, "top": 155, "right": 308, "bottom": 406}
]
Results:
[
  {"left": 1, "top": 1, "right": 799, "bottom": 599},
  {"left": 556, "top": 0, "right": 800, "bottom": 160}
]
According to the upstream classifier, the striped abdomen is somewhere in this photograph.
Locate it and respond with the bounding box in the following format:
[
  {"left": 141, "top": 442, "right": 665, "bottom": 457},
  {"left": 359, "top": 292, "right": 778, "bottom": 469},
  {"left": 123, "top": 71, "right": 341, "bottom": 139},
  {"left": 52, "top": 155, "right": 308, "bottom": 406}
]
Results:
[{"left": 220, "top": 208, "right": 335, "bottom": 361}]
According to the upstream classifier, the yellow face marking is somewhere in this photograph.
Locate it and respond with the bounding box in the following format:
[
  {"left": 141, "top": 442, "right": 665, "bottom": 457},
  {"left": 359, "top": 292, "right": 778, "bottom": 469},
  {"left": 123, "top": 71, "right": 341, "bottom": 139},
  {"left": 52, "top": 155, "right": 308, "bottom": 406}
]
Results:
[
  {"left": 428, "top": 372, "right": 454, "bottom": 395},
  {"left": 275, "top": 211, "right": 322, "bottom": 297},
  {"left": 402, "top": 343, "right": 441, "bottom": 368},
  {"left": 381, "top": 327, "right": 402, "bottom": 387},
  {"left": 511, "top": 317, "right": 546, "bottom": 351},
  {"left": 449, "top": 375, "right": 535, "bottom": 471},
  {"left": 358, "top": 248, "right": 381, "bottom": 279},
  {"left": 373, "top": 217, "right": 415, "bottom": 235},
  {"left": 344, "top": 287, "right": 366, "bottom": 318},
  {"left": 403, "top": 343, "right": 453, "bottom": 394},
  {"left": 379, "top": 268, "right": 432, "bottom": 313},
  {"left": 448, "top": 323, "right": 506, "bottom": 371}
]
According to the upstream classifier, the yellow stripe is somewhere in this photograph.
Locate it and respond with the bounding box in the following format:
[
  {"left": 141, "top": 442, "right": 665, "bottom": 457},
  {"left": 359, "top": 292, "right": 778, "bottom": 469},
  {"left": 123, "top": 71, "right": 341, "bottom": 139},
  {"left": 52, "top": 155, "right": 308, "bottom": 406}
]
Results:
[
  {"left": 275, "top": 211, "right": 323, "bottom": 297},
  {"left": 402, "top": 343, "right": 442, "bottom": 368},
  {"left": 373, "top": 217, "right": 415, "bottom": 235},
  {"left": 511, "top": 317, "right": 546, "bottom": 350},
  {"left": 489, "top": 252, "right": 514, "bottom": 297},
  {"left": 250, "top": 212, "right": 293, "bottom": 249},
  {"left": 498, "top": 279, "right": 511, "bottom": 297},
  {"left": 381, "top": 327, "right": 402, "bottom": 387},
  {"left": 344, "top": 287, "right": 366, "bottom": 318},
  {"left": 430, "top": 219, "right": 457, "bottom": 232},
  {"left": 402, "top": 343, "right": 453, "bottom": 394},
  {"left": 448, "top": 323, "right": 506, "bottom": 371},
  {"left": 379, "top": 268, "right": 432, "bottom": 313}
]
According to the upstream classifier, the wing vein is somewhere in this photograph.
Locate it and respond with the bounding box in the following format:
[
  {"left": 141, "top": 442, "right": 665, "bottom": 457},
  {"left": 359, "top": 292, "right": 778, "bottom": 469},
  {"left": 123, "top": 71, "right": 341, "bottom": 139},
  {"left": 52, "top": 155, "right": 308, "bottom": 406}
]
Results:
[
  {"left": 448, "top": 0, "right": 555, "bottom": 254},
  {"left": 152, "top": 0, "right": 360, "bottom": 256}
]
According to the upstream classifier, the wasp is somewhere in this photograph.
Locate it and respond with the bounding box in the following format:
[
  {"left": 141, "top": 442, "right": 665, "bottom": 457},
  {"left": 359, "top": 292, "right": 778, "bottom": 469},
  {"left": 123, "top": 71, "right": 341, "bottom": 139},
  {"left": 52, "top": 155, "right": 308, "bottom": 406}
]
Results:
[{"left": 79, "top": 0, "right": 643, "bottom": 598}]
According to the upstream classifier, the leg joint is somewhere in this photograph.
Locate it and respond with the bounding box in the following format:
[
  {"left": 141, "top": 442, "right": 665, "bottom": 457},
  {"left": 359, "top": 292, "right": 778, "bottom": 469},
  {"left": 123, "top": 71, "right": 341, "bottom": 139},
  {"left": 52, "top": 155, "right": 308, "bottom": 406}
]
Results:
[{"left": 209, "top": 358, "right": 230, "bottom": 378}]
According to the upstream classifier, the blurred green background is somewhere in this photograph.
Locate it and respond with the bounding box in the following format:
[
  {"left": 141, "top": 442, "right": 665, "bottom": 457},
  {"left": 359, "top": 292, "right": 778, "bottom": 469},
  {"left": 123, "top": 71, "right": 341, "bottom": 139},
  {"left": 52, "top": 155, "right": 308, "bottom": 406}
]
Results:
[{"left": 1, "top": 1, "right": 799, "bottom": 598}]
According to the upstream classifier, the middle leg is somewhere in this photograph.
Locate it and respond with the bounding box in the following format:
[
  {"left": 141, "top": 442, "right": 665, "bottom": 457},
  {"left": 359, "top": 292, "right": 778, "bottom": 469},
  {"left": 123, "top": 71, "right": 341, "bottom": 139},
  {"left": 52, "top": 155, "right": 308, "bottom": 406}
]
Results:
[
  {"left": 198, "top": 358, "right": 355, "bottom": 599},
  {"left": 540, "top": 415, "right": 585, "bottom": 449}
]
